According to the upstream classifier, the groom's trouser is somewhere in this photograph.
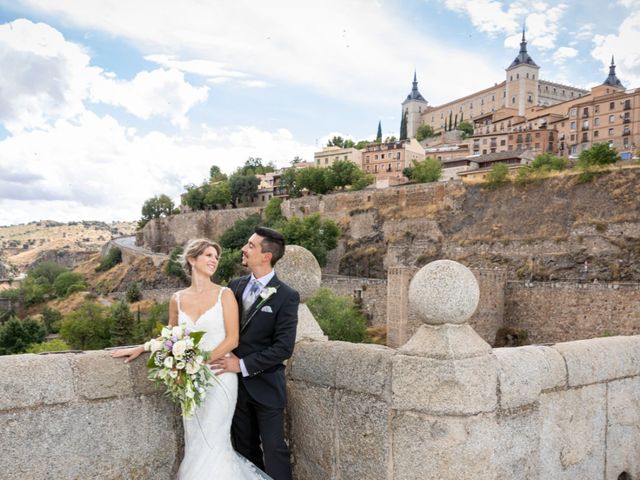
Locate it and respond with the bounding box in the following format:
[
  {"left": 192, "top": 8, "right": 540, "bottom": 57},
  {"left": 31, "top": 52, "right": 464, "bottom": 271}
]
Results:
[{"left": 232, "top": 381, "right": 292, "bottom": 480}]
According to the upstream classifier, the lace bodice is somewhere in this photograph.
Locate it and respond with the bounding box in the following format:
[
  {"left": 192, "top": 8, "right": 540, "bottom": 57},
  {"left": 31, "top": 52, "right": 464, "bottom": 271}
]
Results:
[{"left": 176, "top": 287, "right": 227, "bottom": 351}]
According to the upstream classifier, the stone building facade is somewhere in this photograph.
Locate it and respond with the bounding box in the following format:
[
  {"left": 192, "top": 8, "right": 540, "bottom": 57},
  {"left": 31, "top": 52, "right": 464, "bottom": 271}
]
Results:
[{"left": 314, "top": 146, "right": 362, "bottom": 168}]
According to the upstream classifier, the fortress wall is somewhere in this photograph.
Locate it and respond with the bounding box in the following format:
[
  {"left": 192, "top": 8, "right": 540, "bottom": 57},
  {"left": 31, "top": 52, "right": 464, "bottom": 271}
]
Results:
[
  {"left": 0, "top": 350, "right": 182, "bottom": 480},
  {"left": 320, "top": 274, "right": 387, "bottom": 326},
  {"left": 505, "top": 281, "right": 640, "bottom": 343},
  {"left": 288, "top": 335, "right": 640, "bottom": 480}
]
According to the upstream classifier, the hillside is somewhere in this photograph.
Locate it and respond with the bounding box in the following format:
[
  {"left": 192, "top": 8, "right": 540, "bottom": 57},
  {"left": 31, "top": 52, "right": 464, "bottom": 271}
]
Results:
[{"left": 0, "top": 220, "right": 136, "bottom": 274}]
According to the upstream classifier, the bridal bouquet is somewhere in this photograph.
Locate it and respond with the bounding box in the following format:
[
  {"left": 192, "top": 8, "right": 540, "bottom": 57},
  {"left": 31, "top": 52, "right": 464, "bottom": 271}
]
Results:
[{"left": 144, "top": 325, "right": 215, "bottom": 417}]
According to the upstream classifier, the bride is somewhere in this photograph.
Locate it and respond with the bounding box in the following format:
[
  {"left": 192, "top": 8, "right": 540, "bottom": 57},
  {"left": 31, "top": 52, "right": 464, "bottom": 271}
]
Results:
[{"left": 111, "top": 238, "right": 272, "bottom": 480}]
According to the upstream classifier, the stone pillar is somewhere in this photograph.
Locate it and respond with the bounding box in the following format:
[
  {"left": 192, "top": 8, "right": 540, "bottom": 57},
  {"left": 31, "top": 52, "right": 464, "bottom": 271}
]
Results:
[
  {"left": 391, "top": 260, "right": 498, "bottom": 480},
  {"left": 386, "top": 266, "right": 419, "bottom": 348}
]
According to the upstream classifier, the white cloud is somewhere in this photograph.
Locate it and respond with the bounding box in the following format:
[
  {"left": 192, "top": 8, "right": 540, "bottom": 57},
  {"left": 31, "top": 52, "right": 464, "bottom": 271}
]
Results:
[
  {"left": 442, "top": 0, "right": 566, "bottom": 50},
  {"left": 0, "top": 111, "right": 315, "bottom": 225},
  {"left": 592, "top": 11, "right": 640, "bottom": 87},
  {"left": 573, "top": 23, "right": 595, "bottom": 40},
  {"left": 553, "top": 46, "right": 578, "bottom": 64},
  {"left": 15, "top": 0, "right": 502, "bottom": 107},
  {"left": 0, "top": 18, "right": 208, "bottom": 132}
]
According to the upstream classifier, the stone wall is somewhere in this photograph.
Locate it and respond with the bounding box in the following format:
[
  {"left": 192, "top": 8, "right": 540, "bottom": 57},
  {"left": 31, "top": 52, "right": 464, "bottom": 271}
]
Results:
[
  {"left": 505, "top": 281, "right": 640, "bottom": 343},
  {"left": 140, "top": 207, "right": 262, "bottom": 253},
  {"left": 0, "top": 350, "right": 182, "bottom": 480},
  {"left": 287, "top": 335, "right": 640, "bottom": 480},
  {"left": 321, "top": 274, "right": 388, "bottom": 326}
]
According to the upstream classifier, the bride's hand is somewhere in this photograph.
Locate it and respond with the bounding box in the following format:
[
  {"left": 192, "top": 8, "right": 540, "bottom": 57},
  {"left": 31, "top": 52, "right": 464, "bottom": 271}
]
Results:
[{"left": 110, "top": 346, "right": 144, "bottom": 364}]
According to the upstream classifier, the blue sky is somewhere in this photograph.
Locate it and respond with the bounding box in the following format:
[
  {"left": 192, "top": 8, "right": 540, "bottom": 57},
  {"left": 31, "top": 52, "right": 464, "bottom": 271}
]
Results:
[{"left": 0, "top": 0, "right": 638, "bottom": 225}]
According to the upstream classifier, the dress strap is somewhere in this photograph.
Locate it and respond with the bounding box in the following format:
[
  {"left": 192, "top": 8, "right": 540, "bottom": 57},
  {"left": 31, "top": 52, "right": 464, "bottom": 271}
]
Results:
[
  {"left": 175, "top": 292, "right": 182, "bottom": 312},
  {"left": 217, "top": 287, "right": 226, "bottom": 303}
]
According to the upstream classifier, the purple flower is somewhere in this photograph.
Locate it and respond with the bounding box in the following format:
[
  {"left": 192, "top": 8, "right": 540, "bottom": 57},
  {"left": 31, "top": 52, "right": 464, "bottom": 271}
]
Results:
[
  {"left": 165, "top": 340, "right": 173, "bottom": 349},
  {"left": 171, "top": 336, "right": 178, "bottom": 342}
]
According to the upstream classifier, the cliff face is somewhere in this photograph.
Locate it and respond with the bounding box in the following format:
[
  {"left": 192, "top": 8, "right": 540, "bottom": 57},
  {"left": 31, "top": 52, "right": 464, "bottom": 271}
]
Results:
[{"left": 141, "top": 168, "right": 640, "bottom": 282}]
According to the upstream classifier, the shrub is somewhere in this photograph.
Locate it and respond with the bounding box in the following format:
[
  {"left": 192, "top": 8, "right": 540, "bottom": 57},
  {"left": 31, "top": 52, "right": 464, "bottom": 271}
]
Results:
[
  {"left": 263, "top": 197, "right": 284, "bottom": 226},
  {"left": 577, "top": 142, "right": 619, "bottom": 168},
  {"left": 409, "top": 157, "right": 442, "bottom": 183},
  {"left": 307, "top": 288, "right": 367, "bottom": 342},
  {"left": 0, "top": 316, "right": 47, "bottom": 355},
  {"left": 110, "top": 300, "right": 134, "bottom": 347},
  {"left": 41, "top": 307, "right": 63, "bottom": 334},
  {"left": 214, "top": 249, "right": 243, "bottom": 285},
  {"left": 53, "top": 271, "right": 86, "bottom": 297},
  {"left": 485, "top": 163, "right": 509, "bottom": 189},
  {"left": 59, "top": 302, "right": 113, "bottom": 350},
  {"left": 96, "top": 247, "right": 122, "bottom": 272},
  {"left": 26, "top": 338, "right": 71, "bottom": 353},
  {"left": 126, "top": 282, "right": 142, "bottom": 303},
  {"left": 166, "top": 246, "right": 188, "bottom": 284}
]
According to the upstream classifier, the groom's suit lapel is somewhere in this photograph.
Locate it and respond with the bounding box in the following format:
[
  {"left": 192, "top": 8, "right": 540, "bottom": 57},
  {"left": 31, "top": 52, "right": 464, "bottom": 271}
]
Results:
[{"left": 240, "top": 274, "right": 281, "bottom": 333}]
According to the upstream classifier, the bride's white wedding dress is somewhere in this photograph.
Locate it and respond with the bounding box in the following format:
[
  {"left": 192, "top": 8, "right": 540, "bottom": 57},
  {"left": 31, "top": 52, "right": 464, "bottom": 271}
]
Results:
[{"left": 176, "top": 288, "right": 272, "bottom": 480}]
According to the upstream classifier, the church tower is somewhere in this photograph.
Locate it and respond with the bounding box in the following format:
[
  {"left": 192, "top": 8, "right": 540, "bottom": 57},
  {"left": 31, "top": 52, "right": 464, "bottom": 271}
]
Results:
[
  {"left": 402, "top": 71, "right": 429, "bottom": 138},
  {"left": 505, "top": 29, "right": 540, "bottom": 116},
  {"left": 602, "top": 56, "right": 625, "bottom": 90}
]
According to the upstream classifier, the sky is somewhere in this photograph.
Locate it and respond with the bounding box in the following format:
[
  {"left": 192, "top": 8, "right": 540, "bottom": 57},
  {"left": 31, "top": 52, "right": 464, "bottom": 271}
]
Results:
[{"left": 0, "top": 0, "right": 639, "bottom": 226}]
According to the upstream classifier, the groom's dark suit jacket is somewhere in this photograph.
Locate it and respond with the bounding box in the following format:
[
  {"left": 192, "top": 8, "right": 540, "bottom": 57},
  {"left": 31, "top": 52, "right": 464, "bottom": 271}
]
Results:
[{"left": 229, "top": 273, "right": 299, "bottom": 409}]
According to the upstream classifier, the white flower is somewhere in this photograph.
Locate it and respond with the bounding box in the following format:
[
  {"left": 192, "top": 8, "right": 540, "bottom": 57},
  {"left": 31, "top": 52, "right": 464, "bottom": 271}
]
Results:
[
  {"left": 147, "top": 339, "right": 163, "bottom": 353},
  {"left": 172, "top": 340, "right": 187, "bottom": 357},
  {"left": 185, "top": 386, "right": 195, "bottom": 399},
  {"left": 176, "top": 361, "right": 186, "bottom": 370},
  {"left": 172, "top": 326, "right": 183, "bottom": 338},
  {"left": 164, "top": 356, "right": 174, "bottom": 369},
  {"left": 161, "top": 327, "right": 171, "bottom": 338},
  {"left": 186, "top": 362, "right": 200, "bottom": 375},
  {"left": 185, "top": 337, "right": 194, "bottom": 349},
  {"left": 259, "top": 287, "right": 278, "bottom": 300},
  {"left": 168, "top": 370, "right": 178, "bottom": 379}
]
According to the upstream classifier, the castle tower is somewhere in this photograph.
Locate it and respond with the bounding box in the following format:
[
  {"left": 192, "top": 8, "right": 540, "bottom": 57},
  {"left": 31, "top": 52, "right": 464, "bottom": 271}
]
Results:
[
  {"left": 505, "top": 28, "right": 540, "bottom": 116},
  {"left": 602, "top": 56, "right": 625, "bottom": 90},
  {"left": 402, "top": 71, "right": 429, "bottom": 139}
]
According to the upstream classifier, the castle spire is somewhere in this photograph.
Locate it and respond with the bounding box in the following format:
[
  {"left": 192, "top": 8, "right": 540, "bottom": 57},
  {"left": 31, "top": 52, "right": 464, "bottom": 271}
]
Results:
[
  {"left": 507, "top": 27, "right": 538, "bottom": 69},
  {"left": 404, "top": 71, "right": 426, "bottom": 103},
  {"left": 602, "top": 55, "right": 624, "bottom": 88}
]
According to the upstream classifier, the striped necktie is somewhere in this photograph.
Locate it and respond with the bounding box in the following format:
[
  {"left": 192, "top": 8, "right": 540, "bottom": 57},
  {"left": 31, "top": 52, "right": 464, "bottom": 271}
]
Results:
[{"left": 243, "top": 279, "right": 261, "bottom": 312}]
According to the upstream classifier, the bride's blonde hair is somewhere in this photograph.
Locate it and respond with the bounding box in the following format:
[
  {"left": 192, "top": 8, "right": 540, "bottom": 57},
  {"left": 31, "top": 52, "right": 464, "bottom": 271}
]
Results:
[{"left": 179, "top": 239, "right": 222, "bottom": 277}]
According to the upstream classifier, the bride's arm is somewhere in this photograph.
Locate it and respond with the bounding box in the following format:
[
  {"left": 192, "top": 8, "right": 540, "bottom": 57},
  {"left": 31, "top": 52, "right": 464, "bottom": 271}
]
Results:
[
  {"left": 110, "top": 294, "right": 179, "bottom": 363},
  {"left": 207, "top": 288, "right": 239, "bottom": 362}
]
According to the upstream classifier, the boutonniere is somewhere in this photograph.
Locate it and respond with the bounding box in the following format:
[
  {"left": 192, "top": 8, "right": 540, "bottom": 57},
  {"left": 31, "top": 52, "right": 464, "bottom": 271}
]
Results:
[{"left": 255, "top": 286, "right": 278, "bottom": 310}]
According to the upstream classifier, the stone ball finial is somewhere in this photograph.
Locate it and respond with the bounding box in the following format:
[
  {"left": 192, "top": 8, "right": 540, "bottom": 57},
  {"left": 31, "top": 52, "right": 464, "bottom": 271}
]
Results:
[
  {"left": 276, "top": 245, "right": 321, "bottom": 303},
  {"left": 409, "top": 260, "right": 479, "bottom": 325}
]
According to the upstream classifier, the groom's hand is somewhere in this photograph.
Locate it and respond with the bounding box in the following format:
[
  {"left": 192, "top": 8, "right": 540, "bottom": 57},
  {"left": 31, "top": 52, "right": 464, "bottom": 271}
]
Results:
[{"left": 210, "top": 352, "right": 241, "bottom": 375}]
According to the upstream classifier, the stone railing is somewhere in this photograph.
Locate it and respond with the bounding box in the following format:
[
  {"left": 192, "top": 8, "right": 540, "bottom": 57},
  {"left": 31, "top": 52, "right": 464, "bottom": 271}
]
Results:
[{"left": 2, "top": 254, "right": 639, "bottom": 479}]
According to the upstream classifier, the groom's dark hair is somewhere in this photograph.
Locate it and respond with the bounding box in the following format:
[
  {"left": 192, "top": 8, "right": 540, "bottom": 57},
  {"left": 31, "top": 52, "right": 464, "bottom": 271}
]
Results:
[{"left": 255, "top": 226, "right": 285, "bottom": 266}]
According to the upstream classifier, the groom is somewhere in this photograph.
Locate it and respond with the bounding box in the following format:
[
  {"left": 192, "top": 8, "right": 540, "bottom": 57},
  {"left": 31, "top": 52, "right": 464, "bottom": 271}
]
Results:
[{"left": 213, "top": 226, "right": 299, "bottom": 480}]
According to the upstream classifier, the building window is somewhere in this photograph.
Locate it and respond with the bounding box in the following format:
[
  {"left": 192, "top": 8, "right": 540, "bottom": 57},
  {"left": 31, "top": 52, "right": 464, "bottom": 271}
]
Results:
[
  {"left": 517, "top": 74, "right": 519, "bottom": 79},
  {"left": 569, "top": 108, "right": 576, "bottom": 117},
  {"left": 570, "top": 121, "right": 576, "bottom": 130},
  {"left": 609, "top": 115, "right": 615, "bottom": 123},
  {"left": 624, "top": 136, "right": 629, "bottom": 147},
  {"left": 610, "top": 102, "right": 615, "bottom": 110},
  {"left": 608, "top": 128, "right": 614, "bottom": 136},
  {"left": 381, "top": 154, "right": 385, "bottom": 159},
  {"left": 512, "top": 96, "right": 516, "bottom": 104},
  {"left": 532, "top": 74, "right": 535, "bottom": 79},
  {"left": 594, "top": 117, "right": 600, "bottom": 126},
  {"left": 325, "top": 159, "right": 329, "bottom": 164},
  {"left": 374, "top": 154, "right": 378, "bottom": 160},
  {"left": 510, "top": 75, "right": 513, "bottom": 81},
  {"left": 526, "top": 73, "right": 529, "bottom": 78},
  {"left": 595, "top": 105, "right": 600, "bottom": 113},
  {"left": 594, "top": 130, "right": 599, "bottom": 138},
  {"left": 528, "top": 95, "right": 532, "bottom": 102},
  {"left": 582, "top": 120, "right": 589, "bottom": 129},
  {"left": 500, "top": 140, "right": 506, "bottom": 146}
]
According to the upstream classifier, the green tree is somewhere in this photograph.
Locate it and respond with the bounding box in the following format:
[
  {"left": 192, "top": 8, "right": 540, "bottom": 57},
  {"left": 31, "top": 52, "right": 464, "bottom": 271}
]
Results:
[
  {"left": 449, "top": 111, "right": 453, "bottom": 132},
  {"left": 209, "top": 165, "right": 228, "bottom": 182},
  {"left": 530, "top": 153, "right": 568, "bottom": 171},
  {"left": 278, "top": 168, "right": 301, "bottom": 198},
  {"left": 29, "top": 262, "right": 67, "bottom": 284},
  {"left": 328, "top": 160, "right": 361, "bottom": 189},
  {"left": 238, "top": 157, "right": 274, "bottom": 176},
  {"left": 52, "top": 271, "right": 86, "bottom": 298},
  {"left": 410, "top": 157, "right": 442, "bottom": 183},
  {"left": 41, "top": 307, "right": 63, "bottom": 334},
  {"left": 351, "top": 173, "right": 375, "bottom": 191},
  {"left": 26, "top": 338, "right": 71, "bottom": 353},
  {"left": 400, "top": 110, "right": 408, "bottom": 140},
  {"left": 343, "top": 139, "right": 356, "bottom": 148},
  {"left": 354, "top": 140, "right": 370, "bottom": 150},
  {"left": 204, "top": 181, "right": 231, "bottom": 209},
  {"left": 110, "top": 300, "right": 134, "bottom": 346},
  {"left": 21, "top": 275, "right": 52, "bottom": 306},
  {"left": 140, "top": 194, "right": 174, "bottom": 227},
  {"left": 263, "top": 197, "right": 284, "bottom": 226},
  {"left": 454, "top": 113, "right": 458, "bottom": 129},
  {"left": 134, "top": 301, "right": 169, "bottom": 342},
  {"left": 296, "top": 167, "right": 334, "bottom": 194},
  {"left": 0, "top": 316, "right": 47, "bottom": 355},
  {"left": 166, "top": 246, "right": 189, "bottom": 284},
  {"left": 219, "top": 214, "right": 263, "bottom": 251},
  {"left": 307, "top": 288, "right": 367, "bottom": 342},
  {"left": 327, "top": 136, "right": 345, "bottom": 148},
  {"left": 126, "top": 282, "right": 142, "bottom": 303},
  {"left": 59, "top": 302, "right": 113, "bottom": 350},
  {"left": 415, "top": 123, "right": 435, "bottom": 142},
  {"left": 214, "top": 249, "right": 243, "bottom": 285},
  {"left": 577, "top": 142, "right": 620, "bottom": 168},
  {"left": 457, "top": 121, "right": 474, "bottom": 138},
  {"left": 279, "top": 213, "right": 340, "bottom": 266},
  {"left": 183, "top": 184, "right": 207, "bottom": 211},
  {"left": 229, "top": 174, "right": 260, "bottom": 207},
  {"left": 96, "top": 247, "right": 122, "bottom": 272},
  {"left": 485, "top": 162, "right": 510, "bottom": 189},
  {"left": 376, "top": 121, "right": 382, "bottom": 143}
]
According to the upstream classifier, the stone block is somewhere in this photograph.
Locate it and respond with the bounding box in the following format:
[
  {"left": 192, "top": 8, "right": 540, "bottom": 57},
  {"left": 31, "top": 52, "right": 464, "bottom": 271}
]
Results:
[
  {"left": 493, "top": 409, "right": 541, "bottom": 479},
  {"left": 333, "top": 342, "right": 394, "bottom": 397},
  {"left": 0, "top": 353, "right": 75, "bottom": 411},
  {"left": 494, "top": 345, "right": 566, "bottom": 410},
  {"left": 295, "top": 303, "right": 328, "bottom": 342},
  {"left": 128, "top": 352, "right": 164, "bottom": 395},
  {"left": 392, "top": 353, "right": 497, "bottom": 415},
  {"left": 0, "top": 396, "right": 181, "bottom": 480},
  {"left": 288, "top": 340, "right": 337, "bottom": 387},
  {"left": 538, "top": 384, "right": 606, "bottom": 479},
  {"left": 392, "top": 411, "right": 497, "bottom": 480},
  {"left": 335, "top": 391, "right": 390, "bottom": 480},
  {"left": 400, "top": 324, "right": 491, "bottom": 359},
  {"left": 287, "top": 381, "right": 335, "bottom": 476},
  {"left": 606, "top": 376, "right": 640, "bottom": 479},
  {"left": 74, "top": 350, "right": 134, "bottom": 400},
  {"left": 553, "top": 336, "right": 640, "bottom": 387}
]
